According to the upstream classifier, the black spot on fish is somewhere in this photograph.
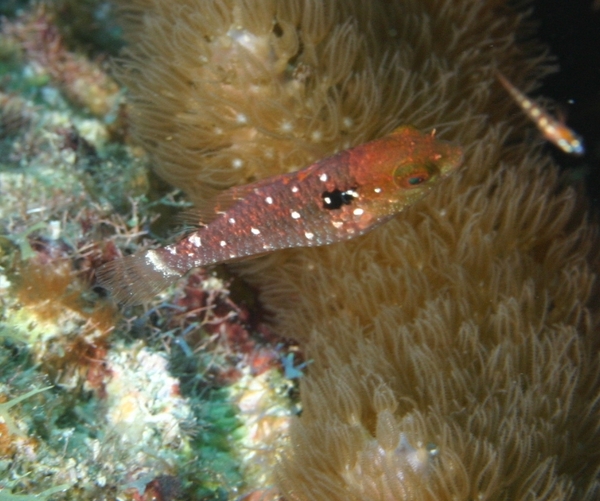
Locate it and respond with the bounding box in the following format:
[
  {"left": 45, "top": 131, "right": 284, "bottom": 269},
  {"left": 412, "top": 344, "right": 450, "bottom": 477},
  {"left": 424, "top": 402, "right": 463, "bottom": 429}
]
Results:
[{"left": 322, "top": 188, "right": 358, "bottom": 210}]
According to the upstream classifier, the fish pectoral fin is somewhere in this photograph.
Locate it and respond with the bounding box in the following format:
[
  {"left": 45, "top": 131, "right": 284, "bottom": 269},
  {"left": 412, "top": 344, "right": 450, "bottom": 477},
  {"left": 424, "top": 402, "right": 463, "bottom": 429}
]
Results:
[
  {"left": 176, "top": 187, "right": 247, "bottom": 227},
  {"left": 174, "top": 209, "right": 211, "bottom": 229},
  {"left": 175, "top": 185, "right": 222, "bottom": 228}
]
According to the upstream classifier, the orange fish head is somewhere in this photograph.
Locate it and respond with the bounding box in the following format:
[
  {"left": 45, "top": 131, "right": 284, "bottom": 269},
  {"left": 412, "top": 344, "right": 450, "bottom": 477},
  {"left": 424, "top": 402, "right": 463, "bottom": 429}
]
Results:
[
  {"left": 556, "top": 128, "right": 585, "bottom": 156},
  {"left": 351, "top": 126, "right": 463, "bottom": 216}
]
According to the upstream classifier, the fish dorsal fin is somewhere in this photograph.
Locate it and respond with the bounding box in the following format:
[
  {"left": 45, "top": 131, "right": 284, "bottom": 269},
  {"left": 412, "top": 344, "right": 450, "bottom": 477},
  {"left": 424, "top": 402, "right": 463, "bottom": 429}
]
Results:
[{"left": 176, "top": 177, "right": 275, "bottom": 229}]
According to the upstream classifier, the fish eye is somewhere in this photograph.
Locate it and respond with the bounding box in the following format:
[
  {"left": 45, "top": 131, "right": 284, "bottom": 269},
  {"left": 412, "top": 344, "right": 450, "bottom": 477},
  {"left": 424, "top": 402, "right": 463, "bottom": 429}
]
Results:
[
  {"left": 408, "top": 176, "right": 427, "bottom": 185},
  {"left": 394, "top": 164, "right": 432, "bottom": 189}
]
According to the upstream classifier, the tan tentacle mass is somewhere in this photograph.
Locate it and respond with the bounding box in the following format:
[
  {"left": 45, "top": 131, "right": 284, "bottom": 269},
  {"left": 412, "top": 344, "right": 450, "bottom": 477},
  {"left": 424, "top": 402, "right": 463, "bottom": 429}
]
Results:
[{"left": 115, "top": 1, "right": 600, "bottom": 500}]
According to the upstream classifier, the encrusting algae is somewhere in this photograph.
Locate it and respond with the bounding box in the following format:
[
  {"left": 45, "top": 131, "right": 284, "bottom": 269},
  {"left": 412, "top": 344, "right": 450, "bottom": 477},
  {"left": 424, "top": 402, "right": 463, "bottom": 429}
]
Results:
[{"left": 112, "top": 1, "right": 600, "bottom": 500}]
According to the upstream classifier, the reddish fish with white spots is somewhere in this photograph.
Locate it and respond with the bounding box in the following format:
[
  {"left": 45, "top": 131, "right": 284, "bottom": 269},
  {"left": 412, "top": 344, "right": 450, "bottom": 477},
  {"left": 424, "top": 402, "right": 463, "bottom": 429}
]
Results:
[{"left": 96, "top": 126, "right": 463, "bottom": 305}]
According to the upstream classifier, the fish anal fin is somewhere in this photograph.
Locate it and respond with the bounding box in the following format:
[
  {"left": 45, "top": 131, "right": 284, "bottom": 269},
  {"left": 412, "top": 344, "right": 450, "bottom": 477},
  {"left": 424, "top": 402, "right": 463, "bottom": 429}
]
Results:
[{"left": 96, "top": 252, "right": 184, "bottom": 306}]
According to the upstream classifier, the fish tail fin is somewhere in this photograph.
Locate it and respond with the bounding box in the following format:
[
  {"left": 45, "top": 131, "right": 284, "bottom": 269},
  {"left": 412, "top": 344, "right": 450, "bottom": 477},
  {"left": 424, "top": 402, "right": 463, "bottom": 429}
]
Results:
[{"left": 96, "top": 250, "right": 185, "bottom": 305}]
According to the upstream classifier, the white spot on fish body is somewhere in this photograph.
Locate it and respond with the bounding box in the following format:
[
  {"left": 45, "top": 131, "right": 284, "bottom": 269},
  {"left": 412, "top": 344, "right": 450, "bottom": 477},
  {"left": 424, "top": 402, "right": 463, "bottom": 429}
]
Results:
[
  {"left": 305, "top": 232, "right": 314, "bottom": 240},
  {"left": 168, "top": 246, "right": 178, "bottom": 255},
  {"left": 251, "top": 227, "right": 261, "bottom": 235},
  {"left": 229, "top": 218, "right": 236, "bottom": 224},
  {"left": 323, "top": 196, "right": 332, "bottom": 205},
  {"left": 319, "top": 173, "right": 328, "bottom": 182},
  {"left": 220, "top": 240, "right": 227, "bottom": 247},
  {"left": 311, "top": 130, "right": 322, "bottom": 142},
  {"left": 232, "top": 158, "right": 244, "bottom": 169},
  {"left": 189, "top": 234, "right": 202, "bottom": 247},
  {"left": 291, "top": 186, "right": 299, "bottom": 193},
  {"left": 353, "top": 208, "right": 364, "bottom": 216},
  {"left": 291, "top": 211, "right": 301, "bottom": 219},
  {"left": 374, "top": 187, "right": 382, "bottom": 193},
  {"left": 146, "top": 250, "right": 180, "bottom": 277},
  {"left": 332, "top": 221, "right": 343, "bottom": 229},
  {"left": 265, "top": 196, "right": 273, "bottom": 204},
  {"left": 236, "top": 113, "right": 248, "bottom": 124}
]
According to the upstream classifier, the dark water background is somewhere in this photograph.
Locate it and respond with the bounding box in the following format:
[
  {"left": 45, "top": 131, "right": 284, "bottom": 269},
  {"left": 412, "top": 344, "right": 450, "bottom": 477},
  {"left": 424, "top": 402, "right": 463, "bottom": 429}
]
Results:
[{"left": 532, "top": 0, "right": 600, "bottom": 210}]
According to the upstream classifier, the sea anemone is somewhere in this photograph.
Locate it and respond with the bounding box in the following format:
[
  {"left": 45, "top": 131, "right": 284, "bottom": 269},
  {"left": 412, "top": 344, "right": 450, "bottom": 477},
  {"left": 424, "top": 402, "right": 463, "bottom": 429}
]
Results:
[{"left": 115, "top": 1, "right": 600, "bottom": 499}]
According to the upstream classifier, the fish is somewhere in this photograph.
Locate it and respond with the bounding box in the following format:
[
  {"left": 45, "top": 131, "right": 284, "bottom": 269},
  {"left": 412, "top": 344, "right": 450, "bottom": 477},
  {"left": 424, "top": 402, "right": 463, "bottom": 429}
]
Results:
[
  {"left": 496, "top": 71, "right": 585, "bottom": 156},
  {"left": 96, "top": 125, "right": 463, "bottom": 305}
]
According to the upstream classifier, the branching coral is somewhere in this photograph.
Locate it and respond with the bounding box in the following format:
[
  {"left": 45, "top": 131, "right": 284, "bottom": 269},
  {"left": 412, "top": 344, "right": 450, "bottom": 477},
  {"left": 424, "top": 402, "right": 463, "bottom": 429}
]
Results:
[{"left": 115, "top": 0, "right": 600, "bottom": 500}]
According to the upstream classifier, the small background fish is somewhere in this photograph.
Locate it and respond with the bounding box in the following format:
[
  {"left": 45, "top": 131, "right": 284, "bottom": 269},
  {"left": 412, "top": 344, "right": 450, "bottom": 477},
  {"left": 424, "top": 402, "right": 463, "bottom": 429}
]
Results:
[
  {"left": 96, "top": 126, "right": 463, "bottom": 305},
  {"left": 496, "top": 71, "right": 585, "bottom": 156}
]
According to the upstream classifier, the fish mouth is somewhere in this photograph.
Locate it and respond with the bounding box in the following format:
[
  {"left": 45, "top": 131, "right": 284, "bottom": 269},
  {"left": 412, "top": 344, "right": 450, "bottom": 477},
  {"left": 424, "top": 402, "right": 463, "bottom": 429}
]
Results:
[{"left": 437, "top": 143, "right": 464, "bottom": 178}]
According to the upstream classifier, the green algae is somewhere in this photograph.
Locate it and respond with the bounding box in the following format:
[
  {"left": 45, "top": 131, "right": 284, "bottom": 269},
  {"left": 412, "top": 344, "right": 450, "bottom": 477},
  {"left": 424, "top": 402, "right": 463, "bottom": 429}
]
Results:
[
  {"left": 0, "top": 223, "right": 46, "bottom": 261},
  {"left": 0, "top": 484, "right": 72, "bottom": 501},
  {"left": 0, "top": 386, "right": 52, "bottom": 436}
]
